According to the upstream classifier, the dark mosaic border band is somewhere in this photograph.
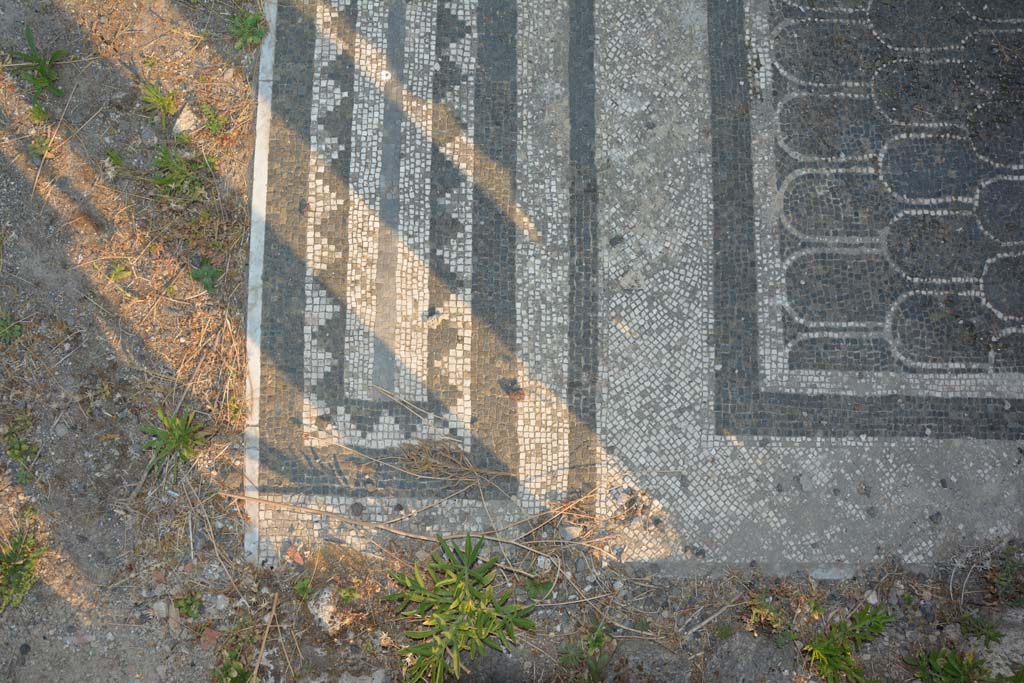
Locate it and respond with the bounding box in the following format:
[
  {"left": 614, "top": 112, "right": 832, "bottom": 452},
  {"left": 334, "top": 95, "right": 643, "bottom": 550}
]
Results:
[
  {"left": 470, "top": 0, "right": 520, "bottom": 492},
  {"left": 567, "top": 0, "right": 599, "bottom": 493},
  {"left": 259, "top": 0, "right": 316, "bottom": 494},
  {"left": 708, "top": 0, "right": 1024, "bottom": 439}
]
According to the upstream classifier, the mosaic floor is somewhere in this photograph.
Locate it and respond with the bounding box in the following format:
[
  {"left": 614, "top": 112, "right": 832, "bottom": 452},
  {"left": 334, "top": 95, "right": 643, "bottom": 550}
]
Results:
[{"left": 246, "top": 0, "right": 1024, "bottom": 571}]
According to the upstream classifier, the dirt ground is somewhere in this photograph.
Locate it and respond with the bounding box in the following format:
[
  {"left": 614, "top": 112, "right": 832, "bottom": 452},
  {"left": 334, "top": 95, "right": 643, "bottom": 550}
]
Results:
[{"left": 1, "top": 1, "right": 1022, "bottom": 682}]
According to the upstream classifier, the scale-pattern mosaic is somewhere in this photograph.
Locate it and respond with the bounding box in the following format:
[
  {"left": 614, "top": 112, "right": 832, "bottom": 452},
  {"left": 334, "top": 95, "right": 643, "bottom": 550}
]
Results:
[
  {"left": 754, "top": 0, "right": 1024, "bottom": 398},
  {"left": 716, "top": 0, "right": 1024, "bottom": 437}
]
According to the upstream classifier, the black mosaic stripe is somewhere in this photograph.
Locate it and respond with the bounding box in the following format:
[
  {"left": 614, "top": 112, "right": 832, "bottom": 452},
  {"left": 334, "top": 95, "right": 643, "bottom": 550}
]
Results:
[
  {"left": 471, "top": 0, "right": 519, "bottom": 489},
  {"left": 709, "top": 0, "right": 758, "bottom": 435},
  {"left": 567, "top": 0, "right": 599, "bottom": 494},
  {"left": 372, "top": 0, "right": 405, "bottom": 393},
  {"left": 708, "top": 0, "right": 1024, "bottom": 438},
  {"left": 259, "top": 0, "right": 318, "bottom": 490}
]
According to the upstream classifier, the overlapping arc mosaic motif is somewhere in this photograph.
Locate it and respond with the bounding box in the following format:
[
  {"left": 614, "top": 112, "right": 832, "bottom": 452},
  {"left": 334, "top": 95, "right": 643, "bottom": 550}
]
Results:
[
  {"left": 249, "top": 0, "right": 1024, "bottom": 568},
  {"left": 717, "top": 0, "right": 1024, "bottom": 437},
  {"left": 757, "top": 0, "right": 1024, "bottom": 398}
]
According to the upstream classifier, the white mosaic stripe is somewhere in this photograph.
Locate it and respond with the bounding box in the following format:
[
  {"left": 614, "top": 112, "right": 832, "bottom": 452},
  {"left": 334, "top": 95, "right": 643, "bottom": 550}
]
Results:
[
  {"left": 396, "top": 0, "right": 437, "bottom": 402},
  {"left": 435, "top": 0, "right": 477, "bottom": 443},
  {"left": 304, "top": 1, "right": 347, "bottom": 447},
  {"left": 244, "top": 0, "right": 277, "bottom": 560},
  {"left": 515, "top": 0, "right": 571, "bottom": 512},
  {"left": 593, "top": 0, "right": 715, "bottom": 561},
  {"left": 341, "top": 0, "right": 388, "bottom": 407}
]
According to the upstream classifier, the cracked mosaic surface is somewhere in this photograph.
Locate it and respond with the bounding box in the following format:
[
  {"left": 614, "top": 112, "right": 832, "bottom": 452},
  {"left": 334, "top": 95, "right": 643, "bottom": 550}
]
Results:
[{"left": 252, "top": 0, "right": 1024, "bottom": 569}]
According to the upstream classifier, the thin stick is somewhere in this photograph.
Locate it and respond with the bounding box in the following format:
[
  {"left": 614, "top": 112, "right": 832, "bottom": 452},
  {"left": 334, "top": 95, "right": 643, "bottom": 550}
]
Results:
[
  {"left": 139, "top": 264, "right": 185, "bottom": 322},
  {"left": 32, "top": 83, "right": 77, "bottom": 195},
  {"left": 172, "top": 316, "right": 217, "bottom": 413},
  {"left": 1, "top": 56, "right": 102, "bottom": 69},
  {"left": 48, "top": 106, "right": 104, "bottom": 153},
  {"left": 273, "top": 619, "right": 296, "bottom": 680},
  {"left": 681, "top": 600, "right": 745, "bottom": 638},
  {"left": 221, "top": 491, "right": 581, "bottom": 559},
  {"left": 188, "top": 513, "right": 195, "bottom": 564},
  {"left": 540, "top": 593, "right": 615, "bottom": 607},
  {"left": 288, "top": 625, "right": 304, "bottom": 674},
  {"left": 252, "top": 593, "right": 278, "bottom": 683},
  {"left": 183, "top": 476, "right": 242, "bottom": 597},
  {"left": 383, "top": 483, "right": 475, "bottom": 525},
  {"left": 220, "top": 491, "right": 436, "bottom": 541},
  {"left": 960, "top": 564, "right": 976, "bottom": 607},
  {"left": 0, "top": 316, "right": 31, "bottom": 340}
]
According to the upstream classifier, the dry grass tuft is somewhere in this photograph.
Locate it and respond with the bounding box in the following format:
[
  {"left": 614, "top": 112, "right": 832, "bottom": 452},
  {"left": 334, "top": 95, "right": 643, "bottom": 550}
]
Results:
[{"left": 398, "top": 438, "right": 515, "bottom": 489}]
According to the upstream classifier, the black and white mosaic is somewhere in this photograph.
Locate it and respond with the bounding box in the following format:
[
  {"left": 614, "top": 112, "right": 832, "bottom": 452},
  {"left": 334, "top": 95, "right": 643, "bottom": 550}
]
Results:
[{"left": 251, "top": 0, "right": 1024, "bottom": 568}]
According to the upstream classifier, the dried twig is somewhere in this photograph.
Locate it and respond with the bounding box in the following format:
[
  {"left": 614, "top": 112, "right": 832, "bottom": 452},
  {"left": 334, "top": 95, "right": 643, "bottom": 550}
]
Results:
[
  {"left": 183, "top": 476, "right": 242, "bottom": 597},
  {"left": 252, "top": 592, "right": 278, "bottom": 683},
  {"left": 960, "top": 564, "right": 977, "bottom": 607},
  {"left": 681, "top": 600, "right": 746, "bottom": 639},
  {"left": 32, "top": 83, "right": 77, "bottom": 195},
  {"left": 221, "top": 491, "right": 600, "bottom": 564}
]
